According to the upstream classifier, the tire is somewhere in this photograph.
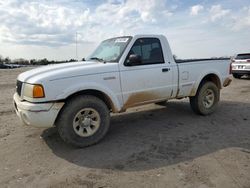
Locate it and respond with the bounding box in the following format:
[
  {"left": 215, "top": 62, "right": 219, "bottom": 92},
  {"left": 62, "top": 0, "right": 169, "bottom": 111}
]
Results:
[
  {"left": 233, "top": 74, "right": 241, "bottom": 79},
  {"left": 189, "top": 81, "right": 220, "bottom": 115},
  {"left": 56, "top": 95, "right": 110, "bottom": 148}
]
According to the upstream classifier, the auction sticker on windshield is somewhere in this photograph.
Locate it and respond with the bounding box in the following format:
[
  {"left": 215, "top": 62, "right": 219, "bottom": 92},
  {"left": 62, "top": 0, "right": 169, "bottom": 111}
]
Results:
[{"left": 115, "top": 38, "right": 129, "bottom": 43}]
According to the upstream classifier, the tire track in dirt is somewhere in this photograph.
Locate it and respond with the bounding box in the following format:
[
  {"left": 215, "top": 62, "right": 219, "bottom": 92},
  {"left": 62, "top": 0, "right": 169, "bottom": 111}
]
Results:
[{"left": 0, "top": 110, "right": 15, "bottom": 116}]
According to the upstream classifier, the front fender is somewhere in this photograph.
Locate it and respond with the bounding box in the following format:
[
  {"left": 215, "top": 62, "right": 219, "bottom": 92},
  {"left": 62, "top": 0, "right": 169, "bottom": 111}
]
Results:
[{"left": 55, "top": 82, "right": 122, "bottom": 112}]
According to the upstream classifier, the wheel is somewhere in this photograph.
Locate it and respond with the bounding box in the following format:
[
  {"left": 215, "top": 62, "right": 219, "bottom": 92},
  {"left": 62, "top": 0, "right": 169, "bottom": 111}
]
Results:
[
  {"left": 56, "top": 95, "right": 110, "bottom": 147},
  {"left": 233, "top": 74, "right": 241, "bottom": 79},
  {"left": 189, "top": 81, "right": 220, "bottom": 115}
]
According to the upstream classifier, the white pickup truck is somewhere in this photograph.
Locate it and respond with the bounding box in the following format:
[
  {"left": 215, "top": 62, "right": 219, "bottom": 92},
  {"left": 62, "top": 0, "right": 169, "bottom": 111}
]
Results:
[{"left": 14, "top": 34, "right": 232, "bottom": 147}]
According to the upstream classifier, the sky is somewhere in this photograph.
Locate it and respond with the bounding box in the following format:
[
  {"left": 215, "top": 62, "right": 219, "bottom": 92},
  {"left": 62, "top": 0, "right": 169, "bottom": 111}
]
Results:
[{"left": 0, "top": 0, "right": 250, "bottom": 60}]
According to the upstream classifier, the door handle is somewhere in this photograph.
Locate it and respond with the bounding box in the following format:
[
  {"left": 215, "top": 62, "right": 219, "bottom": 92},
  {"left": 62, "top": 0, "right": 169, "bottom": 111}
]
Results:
[{"left": 162, "top": 68, "right": 170, "bottom": 72}]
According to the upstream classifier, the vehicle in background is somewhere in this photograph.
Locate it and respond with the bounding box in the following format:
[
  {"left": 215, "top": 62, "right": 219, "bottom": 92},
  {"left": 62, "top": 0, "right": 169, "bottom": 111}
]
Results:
[
  {"left": 0, "top": 63, "right": 23, "bottom": 69},
  {"left": 13, "top": 34, "right": 232, "bottom": 147},
  {"left": 231, "top": 53, "right": 250, "bottom": 79},
  {"left": 0, "top": 64, "right": 11, "bottom": 69}
]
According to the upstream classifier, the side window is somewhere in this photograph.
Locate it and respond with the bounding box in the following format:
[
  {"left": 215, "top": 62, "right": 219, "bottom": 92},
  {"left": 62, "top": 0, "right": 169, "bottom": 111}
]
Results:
[{"left": 126, "top": 38, "right": 164, "bottom": 65}]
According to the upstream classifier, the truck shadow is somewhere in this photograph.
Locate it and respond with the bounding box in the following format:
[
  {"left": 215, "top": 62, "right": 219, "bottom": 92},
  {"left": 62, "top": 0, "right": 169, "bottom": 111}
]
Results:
[{"left": 42, "top": 100, "right": 250, "bottom": 172}]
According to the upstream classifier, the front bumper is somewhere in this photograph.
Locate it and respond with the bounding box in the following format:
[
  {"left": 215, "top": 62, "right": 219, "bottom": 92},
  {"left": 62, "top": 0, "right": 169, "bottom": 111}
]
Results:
[{"left": 13, "top": 93, "right": 64, "bottom": 128}]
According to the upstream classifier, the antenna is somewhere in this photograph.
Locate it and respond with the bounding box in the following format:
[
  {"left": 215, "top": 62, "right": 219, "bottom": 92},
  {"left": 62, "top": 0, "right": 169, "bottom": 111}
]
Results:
[{"left": 75, "top": 32, "right": 78, "bottom": 61}]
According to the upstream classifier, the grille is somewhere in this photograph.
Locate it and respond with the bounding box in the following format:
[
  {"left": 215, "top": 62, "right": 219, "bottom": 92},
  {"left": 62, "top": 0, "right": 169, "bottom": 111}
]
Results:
[{"left": 16, "top": 80, "right": 23, "bottom": 96}]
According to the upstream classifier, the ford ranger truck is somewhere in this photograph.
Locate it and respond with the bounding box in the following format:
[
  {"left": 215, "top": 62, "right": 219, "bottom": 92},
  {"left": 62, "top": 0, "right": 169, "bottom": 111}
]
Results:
[{"left": 13, "top": 34, "right": 232, "bottom": 147}]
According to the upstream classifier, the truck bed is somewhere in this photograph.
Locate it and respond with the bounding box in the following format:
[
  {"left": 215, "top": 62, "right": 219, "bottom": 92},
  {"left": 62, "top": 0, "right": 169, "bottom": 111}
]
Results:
[{"left": 175, "top": 59, "right": 231, "bottom": 98}]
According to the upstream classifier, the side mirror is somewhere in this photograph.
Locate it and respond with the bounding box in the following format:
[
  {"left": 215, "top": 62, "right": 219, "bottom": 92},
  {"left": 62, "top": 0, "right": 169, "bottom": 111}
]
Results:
[{"left": 125, "top": 54, "right": 142, "bottom": 66}]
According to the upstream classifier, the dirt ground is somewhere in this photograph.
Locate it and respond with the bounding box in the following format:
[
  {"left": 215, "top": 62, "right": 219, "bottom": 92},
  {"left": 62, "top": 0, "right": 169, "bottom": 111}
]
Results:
[{"left": 0, "top": 68, "right": 250, "bottom": 188}]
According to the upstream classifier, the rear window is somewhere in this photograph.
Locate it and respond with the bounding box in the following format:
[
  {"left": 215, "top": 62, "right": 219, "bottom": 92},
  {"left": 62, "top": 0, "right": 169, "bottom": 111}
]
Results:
[{"left": 235, "top": 54, "right": 250, "bottom": 60}]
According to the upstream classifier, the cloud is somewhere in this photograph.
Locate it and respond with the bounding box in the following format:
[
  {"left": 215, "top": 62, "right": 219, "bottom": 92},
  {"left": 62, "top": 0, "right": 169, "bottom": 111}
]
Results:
[
  {"left": 0, "top": 0, "right": 173, "bottom": 47},
  {"left": 209, "top": 5, "right": 230, "bottom": 22},
  {"left": 231, "top": 7, "right": 250, "bottom": 30},
  {"left": 0, "top": 1, "right": 92, "bottom": 46},
  {"left": 0, "top": 0, "right": 250, "bottom": 60},
  {"left": 190, "top": 5, "right": 204, "bottom": 16}
]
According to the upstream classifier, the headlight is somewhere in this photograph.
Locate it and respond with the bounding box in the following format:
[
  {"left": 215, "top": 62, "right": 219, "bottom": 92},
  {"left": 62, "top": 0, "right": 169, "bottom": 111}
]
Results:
[{"left": 23, "top": 83, "right": 45, "bottom": 98}]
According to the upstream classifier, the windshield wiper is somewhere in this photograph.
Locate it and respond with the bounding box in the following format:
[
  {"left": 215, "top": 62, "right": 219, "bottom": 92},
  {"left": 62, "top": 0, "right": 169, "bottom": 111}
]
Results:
[{"left": 89, "top": 57, "right": 105, "bottom": 62}]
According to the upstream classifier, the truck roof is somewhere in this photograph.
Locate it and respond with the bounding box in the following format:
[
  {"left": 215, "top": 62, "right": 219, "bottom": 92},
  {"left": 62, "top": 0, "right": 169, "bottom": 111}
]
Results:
[{"left": 112, "top": 34, "right": 165, "bottom": 38}]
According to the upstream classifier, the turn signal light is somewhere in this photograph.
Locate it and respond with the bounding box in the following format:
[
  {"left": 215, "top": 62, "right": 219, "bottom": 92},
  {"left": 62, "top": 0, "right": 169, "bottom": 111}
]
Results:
[{"left": 33, "top": 85, "right": 45, "bottom": 98}]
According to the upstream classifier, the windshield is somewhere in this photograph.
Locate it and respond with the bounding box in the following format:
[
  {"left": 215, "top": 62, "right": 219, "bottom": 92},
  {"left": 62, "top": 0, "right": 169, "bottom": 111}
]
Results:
[
  {"left": 86, "top": 36, "right": 132, "bottom": 62},
  {"left": 235, "top": 54, "right": 250, "bottom": 60}
]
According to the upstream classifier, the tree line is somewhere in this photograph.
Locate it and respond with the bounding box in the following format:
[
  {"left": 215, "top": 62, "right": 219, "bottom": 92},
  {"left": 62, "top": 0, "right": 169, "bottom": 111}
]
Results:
[
  {"left": 0, "top": 55, "right": 80, "bottom": 65},
  {"left": 1, "top": 54, "right": 230, "bottom": 66}
]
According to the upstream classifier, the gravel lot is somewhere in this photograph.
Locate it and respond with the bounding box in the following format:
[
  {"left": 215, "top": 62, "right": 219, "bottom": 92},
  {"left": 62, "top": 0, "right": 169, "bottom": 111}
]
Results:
[{"left": 0, "top": 68, "right": 250, "bottom": 188}]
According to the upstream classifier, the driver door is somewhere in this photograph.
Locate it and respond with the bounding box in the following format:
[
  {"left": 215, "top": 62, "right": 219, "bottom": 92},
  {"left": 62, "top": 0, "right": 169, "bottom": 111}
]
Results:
[{"left": 119, "top": 37, "right": 173, "bottom": 109}]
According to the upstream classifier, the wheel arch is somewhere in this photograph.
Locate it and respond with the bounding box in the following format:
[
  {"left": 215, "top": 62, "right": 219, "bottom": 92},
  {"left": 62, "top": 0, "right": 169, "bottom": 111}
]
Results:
[
  {"left": 192, "top": 73, "right": 222, "bottom": 96},
  {"left": 200, "top": 74, "right": 222, "bottom": 89},
  {"left": 64, "top": 89, "right": 118, "bottom": 113}
]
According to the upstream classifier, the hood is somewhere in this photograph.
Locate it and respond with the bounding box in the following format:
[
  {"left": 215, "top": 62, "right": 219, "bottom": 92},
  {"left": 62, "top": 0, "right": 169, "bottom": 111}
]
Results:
[{"left": 18, "top": 61, "right": 119, "bottom": 84}]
